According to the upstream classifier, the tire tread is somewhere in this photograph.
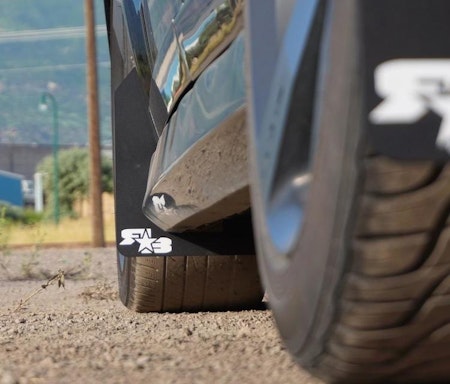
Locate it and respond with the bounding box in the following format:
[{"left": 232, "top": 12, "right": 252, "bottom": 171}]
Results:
[
  {"left": 120, "top": 255, "right": 263, "bottom": 313},
  {"left": 315, "top": 157, "right": 450, "bottom": 383}
]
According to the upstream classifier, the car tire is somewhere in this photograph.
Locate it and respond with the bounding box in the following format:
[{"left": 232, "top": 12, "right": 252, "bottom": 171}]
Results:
[
  {"left": 248, "top": 1, "right": 450, "bottom": 382},
  {"left": 117, "top": 254, "right": 263, "bottom": 312}
]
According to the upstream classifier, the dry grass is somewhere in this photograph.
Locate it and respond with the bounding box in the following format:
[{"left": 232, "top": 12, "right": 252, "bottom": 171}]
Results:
[
  {"left": 13, "top": 270, "right": 65, "bottom": 311},
  {"left": 6, "top": 215, "right": 116, "bottom": 246},
  {"left": 5, "top": 193, "right": 116, "bottom": 246}
]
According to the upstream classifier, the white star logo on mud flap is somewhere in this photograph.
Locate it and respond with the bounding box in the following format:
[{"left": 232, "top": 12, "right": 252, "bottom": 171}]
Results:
[
  {"left": 135, "top": 229, "right": 157, "bottom": 254},
  {"left": 119, "top": 228, "right": 173, "bottom": 255}
]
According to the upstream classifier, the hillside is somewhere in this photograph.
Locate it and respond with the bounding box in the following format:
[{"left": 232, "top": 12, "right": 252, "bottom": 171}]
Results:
[{"left": 0, "top": 0, "right": 111, "bottom": 146}]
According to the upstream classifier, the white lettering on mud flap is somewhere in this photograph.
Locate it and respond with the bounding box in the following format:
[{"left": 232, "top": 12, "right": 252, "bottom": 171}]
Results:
[
  {"left": 369, "top": 59, "right": 450, "bottom": 153},
  {"left": 119, "top": 228, "right": 172, "bottom": 255}
]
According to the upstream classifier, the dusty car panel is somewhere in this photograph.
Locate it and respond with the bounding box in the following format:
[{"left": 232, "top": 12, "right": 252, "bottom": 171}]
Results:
[
  {"left": 152, "top": 33, "right": 245, "bottom": 177},
  {"left": 147, "top": 0, "right": 186, "bottom": 112},
  {"left": 175, "top": 0, "right": 244, "bottom": 83},
  {"left": 143, "top": 35, "right": 248, "bottom": 231},
  {"left": 122, "top": 0, "right": 244, "bottom": 115}
]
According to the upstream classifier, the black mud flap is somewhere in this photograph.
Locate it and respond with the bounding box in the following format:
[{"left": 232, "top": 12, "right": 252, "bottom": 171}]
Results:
[
  {"left": 113, "top": 69, "right": 254, "bottom": 257},
  {"left": 361, "top": 0, "right": 450, "bottom": 160}
]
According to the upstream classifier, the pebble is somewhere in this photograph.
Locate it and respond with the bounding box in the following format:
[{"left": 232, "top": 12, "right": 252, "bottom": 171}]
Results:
[{"left": 0, "top": 370, "right": 18, "bottom": 384}]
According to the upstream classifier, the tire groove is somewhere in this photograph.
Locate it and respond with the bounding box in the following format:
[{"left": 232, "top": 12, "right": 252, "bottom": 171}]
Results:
[
  {"left": 328, "top": 320, "right": 450, "bottom": 371},
  {"left": 342, "top": 271, "right": 450, "bottom": 331},
  {"left": 161, "top": 257, "right": 167, "bottom": 312},
  {"left": 320, "top": 343, "right": 450, "bottom": 382},
  {"left": 356, "top": 166, "right": 450, "bottom": 237},
  {"left": 181, "top": 256, "right": 188, "bottom": 309},
  {"left": 228, "top": 255, "right": 237, "bottom": 308},
  {"left": 365, "top": 164, "right": 444, "bottom": 198},
  {"left": 390, "top": 269, "right": 450, "bottom": 327},
  {"left": 402, "top": 202, "right": 450, "bottom": 272},
  {"left": 356, "top": 230, "right": 429, "bottom": 241},
  {"left": 200, "top": 255, "right": 209, "bottom": 309}
]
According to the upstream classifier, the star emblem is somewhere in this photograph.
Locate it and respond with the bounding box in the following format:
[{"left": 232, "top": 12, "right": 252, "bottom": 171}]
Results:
[{"left": 135, "top": 229, "right": 157, "bottom": 254}]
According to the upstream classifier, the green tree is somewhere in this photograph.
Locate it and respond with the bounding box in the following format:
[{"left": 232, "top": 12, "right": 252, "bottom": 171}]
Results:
[{"left": 37, "top": 148, "right": 113, "bottom": 218}]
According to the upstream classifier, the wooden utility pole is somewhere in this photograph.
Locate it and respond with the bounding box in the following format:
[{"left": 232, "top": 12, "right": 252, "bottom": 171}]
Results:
[{"left": 85, "top": 0, "right": 105, "bottom": 247}]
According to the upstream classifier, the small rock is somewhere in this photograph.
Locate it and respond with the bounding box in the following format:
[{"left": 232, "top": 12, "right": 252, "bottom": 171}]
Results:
[
  {"left": 136, "top": 356, "right": 150, "bottom": 369},
  {"left": 0, "top": 370, "right": 18, "bottom": 384}
]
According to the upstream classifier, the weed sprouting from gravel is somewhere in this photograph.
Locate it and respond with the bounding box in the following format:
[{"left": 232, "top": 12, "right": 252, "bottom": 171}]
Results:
[{"left": 13, "top": 270, "right": 65, "bottom": 312}]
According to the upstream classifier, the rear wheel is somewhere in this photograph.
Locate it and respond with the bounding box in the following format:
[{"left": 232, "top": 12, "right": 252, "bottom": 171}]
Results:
[
  {"left": 117, "top": 254, "right": 263, "bottom": 312},
  {"left": 247, "top": 1, "right": 450, "bottom": 382}
]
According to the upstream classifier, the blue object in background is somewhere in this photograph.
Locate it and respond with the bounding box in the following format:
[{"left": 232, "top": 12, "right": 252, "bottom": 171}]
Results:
[{"left": 0, "top": 170, "right": 24, "bottom": 207}]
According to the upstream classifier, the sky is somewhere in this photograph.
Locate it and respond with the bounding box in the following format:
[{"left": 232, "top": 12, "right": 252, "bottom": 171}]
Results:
[{"left": 0, "top": 0, "right": 111, "bottom": 146}]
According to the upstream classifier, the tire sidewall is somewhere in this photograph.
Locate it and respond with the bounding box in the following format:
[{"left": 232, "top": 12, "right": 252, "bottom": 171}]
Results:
[{"left": 249, "top": 0, "right": 362, "bottom": 364}]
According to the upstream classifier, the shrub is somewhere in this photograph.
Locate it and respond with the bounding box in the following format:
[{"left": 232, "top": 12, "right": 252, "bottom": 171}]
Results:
[
  {"left": 36, "top": 148, "right": 113, "bottom": 218},
  {"left": 0, "top": 201, "right": 44, "bottom": 225}
]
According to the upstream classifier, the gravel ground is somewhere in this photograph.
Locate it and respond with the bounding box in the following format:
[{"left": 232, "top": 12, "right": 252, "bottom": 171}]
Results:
[{"left": 0, "top": 247, "right": 324, "bottom": 384}]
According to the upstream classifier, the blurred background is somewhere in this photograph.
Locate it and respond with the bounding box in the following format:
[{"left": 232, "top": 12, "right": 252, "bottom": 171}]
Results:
[
  {"left": 0, "top": 0, "right": 114, "bottom": 245},
  {"left": 0, "top": 0, "right": 110, "bottom": 146}
]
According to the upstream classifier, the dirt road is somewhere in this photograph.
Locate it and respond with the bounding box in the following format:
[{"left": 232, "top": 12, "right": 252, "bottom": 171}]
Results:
[{"left": 0, "top": 248, "right": 323, "bottom": 384}]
